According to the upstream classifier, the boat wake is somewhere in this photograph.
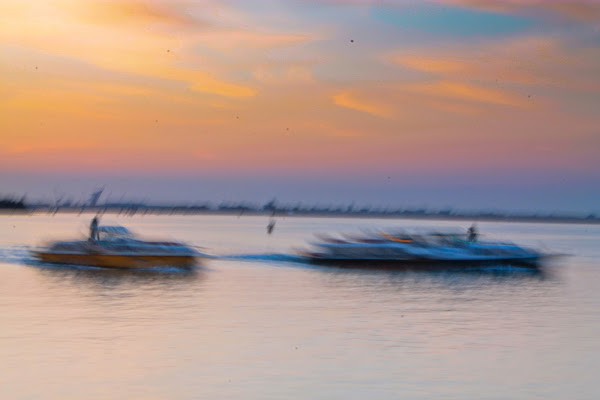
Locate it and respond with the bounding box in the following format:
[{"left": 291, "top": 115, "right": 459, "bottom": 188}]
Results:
[
  {"left": 0, "top": 245, "right": 38, "bottom": 266},
  {"left": 1, "top": 246, "right": 307, "bottom": 269},
  {"left": 218, "top": 252, "right": 546, "bottom": 280},
  {"left": 219, "top": 253, "right": 308, "bottom": 264}
]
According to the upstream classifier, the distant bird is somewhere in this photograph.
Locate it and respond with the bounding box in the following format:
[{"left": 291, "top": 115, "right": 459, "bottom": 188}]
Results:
[{"left": 350, "top": 39, "right": 354, "bottom": 43}]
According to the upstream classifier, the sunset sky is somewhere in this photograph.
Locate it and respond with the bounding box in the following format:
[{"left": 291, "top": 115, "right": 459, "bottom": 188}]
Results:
[{"left": 1, "top": 0, "right": 599, "bottom": 212}]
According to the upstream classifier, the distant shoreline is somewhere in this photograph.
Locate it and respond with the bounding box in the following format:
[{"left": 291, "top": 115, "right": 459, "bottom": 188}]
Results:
[{"left": 1, "top": 207, "right": 598, "bottom": 225}]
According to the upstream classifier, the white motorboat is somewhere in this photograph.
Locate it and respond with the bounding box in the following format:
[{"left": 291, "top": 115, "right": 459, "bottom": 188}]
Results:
[{"left": 300, "top": 229, "right": 547, "bottom": 268}]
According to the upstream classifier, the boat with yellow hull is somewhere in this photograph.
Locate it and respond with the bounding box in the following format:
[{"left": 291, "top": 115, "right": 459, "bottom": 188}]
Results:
[
  {"left": 32, "top": 226, "right": 204, "bottom": 269},
  {"left": 33, "top": 252, "right": 198, "bottom": 269}
]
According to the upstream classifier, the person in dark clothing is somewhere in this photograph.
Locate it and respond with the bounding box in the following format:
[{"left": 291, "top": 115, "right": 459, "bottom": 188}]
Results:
[
  {"left": 90, "top": 216, "right": 99, "bottom": 241},
  {"left": 467, "top": 224, "right": 478, "bottom": 242}
]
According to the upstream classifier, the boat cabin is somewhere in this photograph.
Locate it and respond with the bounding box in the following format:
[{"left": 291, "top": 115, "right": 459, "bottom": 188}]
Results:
[{"left": 97, "top": 226, "right": 134, "bottom": 241}]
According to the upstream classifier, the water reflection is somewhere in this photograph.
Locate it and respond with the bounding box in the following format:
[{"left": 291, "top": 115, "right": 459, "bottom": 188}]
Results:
[
  {"left": 317, "top": 263, "right": 551, "bottom": 280},
  {"left": 23, "top": 260, "right": 205, "bottom": 295},
  {"left": 306, "top": 263, "right": 562, "bottom": 323},
  {"left": 34, "top": 263, "right": 203, "bottom": 282},
  {"left": 313, "top": 265, "right": 556, "bottom": 298}
]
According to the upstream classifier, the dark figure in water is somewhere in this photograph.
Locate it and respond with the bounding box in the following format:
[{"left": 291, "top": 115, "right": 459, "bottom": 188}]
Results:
[
  {"left": 467, "top": 224, "right": 478, "bottom": 242},
  {"left": 90, "top": 216, "right": 99, "bottom": 241},
  {"left": 267, "top": 219, "right": 276, "bottom": 234}
]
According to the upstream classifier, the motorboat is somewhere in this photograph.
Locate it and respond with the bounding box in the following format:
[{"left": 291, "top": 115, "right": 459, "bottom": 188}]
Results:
[
  {"left": 299, "top": 229, "right": 548, "bottom": 268},
  {"left": 31, "top": 225, "right": 205, "bottom": 269}
]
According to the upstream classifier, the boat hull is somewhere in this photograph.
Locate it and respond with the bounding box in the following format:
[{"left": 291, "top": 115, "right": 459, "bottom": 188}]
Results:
[
  {"left": 32, "top": 251, "right": 198, "bottom": 269},
  {"left": 302, "top": 254, "right": 542, "bottom": 269}
]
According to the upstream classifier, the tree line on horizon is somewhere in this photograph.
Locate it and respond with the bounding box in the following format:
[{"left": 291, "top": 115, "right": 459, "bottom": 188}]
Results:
[
  {"left": 1, "top": 194, "right": 597, "bottom": 221},
  {"left": 0, "top": 196, "right": 26, "bottom": 209}
]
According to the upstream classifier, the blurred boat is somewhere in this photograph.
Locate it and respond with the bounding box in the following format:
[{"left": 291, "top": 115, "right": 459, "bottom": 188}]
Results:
[
  {"left": 32, "top": 225, "right": 205, "bottom": 269},
  {"left": 299, "top": 229, "right": 548, "bottom": 268}
]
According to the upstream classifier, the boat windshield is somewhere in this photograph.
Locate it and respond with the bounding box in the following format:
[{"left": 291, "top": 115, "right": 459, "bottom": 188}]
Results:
[{"left": 98, "top": 226, "right": 134, "bottom": 240}]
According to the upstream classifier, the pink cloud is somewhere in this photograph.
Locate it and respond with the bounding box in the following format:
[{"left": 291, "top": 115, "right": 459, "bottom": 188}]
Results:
[
  {"left": 302, "top": 0, "right": 600, "bottom": 22},
  {"left": 434, "top": 0, "right": 600, "bottom": 22}
]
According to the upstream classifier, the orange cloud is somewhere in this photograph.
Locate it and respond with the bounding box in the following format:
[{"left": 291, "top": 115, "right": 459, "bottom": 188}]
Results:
[
  {"left": 403, "top": 81, "right": 530, "bottom": 107},
  {"left": 0, "top": 1, "right": 258, "bottom": 99},
  {"left": 390, "top": 36, "right": 600, "bottom": 96},
  {"left": 71, "top": 0, "right": 200, "bottom": 27},
  {"left": 252, "top": 64, "right": 315, "bottom": 85},
  {"left": 333, "top": 91, "right": 394, "bottom": 118}
]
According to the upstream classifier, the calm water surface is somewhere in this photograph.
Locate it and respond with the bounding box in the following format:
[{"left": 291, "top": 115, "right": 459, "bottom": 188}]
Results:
[{"left": 1, "top": 214, "right": 599, "bottom": 399}]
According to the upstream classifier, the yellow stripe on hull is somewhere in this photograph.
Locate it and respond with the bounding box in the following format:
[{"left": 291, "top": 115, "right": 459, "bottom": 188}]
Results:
[{"left": 33, "top": 252, "right": 197, "bottom": 269}]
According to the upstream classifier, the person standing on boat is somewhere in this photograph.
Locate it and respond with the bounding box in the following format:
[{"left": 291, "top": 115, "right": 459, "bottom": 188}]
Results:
[
  {"left": 90, "top": 216, "right": 99, "bottom": 241},
  {"left": 468, "top": 224, "right": 478, "bottom": 242},
  {"left": 267, "top": 218, "right": 276, "bottom": 234}
]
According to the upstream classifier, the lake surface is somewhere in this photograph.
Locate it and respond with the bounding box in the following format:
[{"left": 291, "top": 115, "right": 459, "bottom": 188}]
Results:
[{"left": 1, "top": 214, "right": 599, "bottom": 400}]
